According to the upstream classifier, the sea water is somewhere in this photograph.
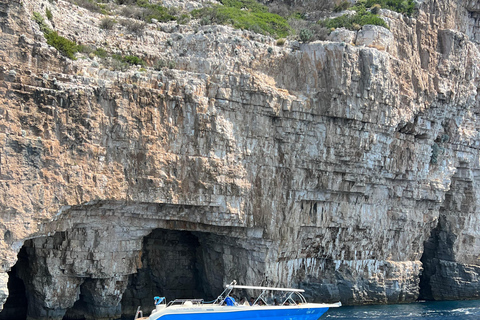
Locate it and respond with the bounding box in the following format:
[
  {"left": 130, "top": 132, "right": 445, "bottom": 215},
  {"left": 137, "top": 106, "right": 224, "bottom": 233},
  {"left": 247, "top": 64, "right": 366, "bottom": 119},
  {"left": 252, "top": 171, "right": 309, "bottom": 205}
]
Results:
[{"left": 323, "top": 300, "right": 480, "bottom": 319}]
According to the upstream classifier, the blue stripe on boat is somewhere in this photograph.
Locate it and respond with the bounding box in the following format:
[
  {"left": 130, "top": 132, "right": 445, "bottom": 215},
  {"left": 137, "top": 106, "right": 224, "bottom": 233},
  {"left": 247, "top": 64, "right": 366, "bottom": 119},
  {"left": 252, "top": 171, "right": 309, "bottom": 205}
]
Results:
[{"left": 151, "top": 307, "right": 329, "bottom": 320}]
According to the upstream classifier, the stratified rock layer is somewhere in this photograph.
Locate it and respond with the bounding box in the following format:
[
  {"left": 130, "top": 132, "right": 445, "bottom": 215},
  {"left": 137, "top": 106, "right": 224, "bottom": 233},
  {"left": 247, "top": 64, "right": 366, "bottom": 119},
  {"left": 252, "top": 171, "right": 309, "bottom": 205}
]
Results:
[{"left": 0, "top": 0, "right": 479, "bottom": 319}]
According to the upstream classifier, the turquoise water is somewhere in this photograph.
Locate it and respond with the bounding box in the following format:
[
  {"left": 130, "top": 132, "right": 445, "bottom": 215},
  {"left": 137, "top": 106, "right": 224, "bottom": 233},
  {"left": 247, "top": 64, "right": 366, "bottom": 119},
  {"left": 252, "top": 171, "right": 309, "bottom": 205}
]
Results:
[{"left": 323, "top": 300, "right": 480, "bottom": 319}]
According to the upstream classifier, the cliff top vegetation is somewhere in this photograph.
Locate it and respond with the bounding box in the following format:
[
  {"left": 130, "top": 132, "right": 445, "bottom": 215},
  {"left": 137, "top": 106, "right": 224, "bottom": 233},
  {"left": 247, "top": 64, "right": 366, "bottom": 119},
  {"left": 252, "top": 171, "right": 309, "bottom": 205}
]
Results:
[{"left": 35, "top": 0, "right": 416, "bottom": 63}]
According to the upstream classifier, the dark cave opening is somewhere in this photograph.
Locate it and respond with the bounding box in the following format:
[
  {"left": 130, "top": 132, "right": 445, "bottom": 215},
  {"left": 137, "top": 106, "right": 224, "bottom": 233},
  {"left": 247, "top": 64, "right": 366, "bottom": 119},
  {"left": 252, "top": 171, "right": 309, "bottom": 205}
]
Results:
[
  {"left": 120, "top": 228, "right": 225, "bottom": 318},
  {"left": 419, "top": 213, "right": 459, "bottom": 301},
  {"left": 63, "top": 297, "right": 87, "bottom": 320},
  {"left": 1, "top": 227, "right": 238, "bottom": 320},
  {"left": 63, "top": 277, "right": 125, "bottom": 320},
  {"left": 418, "top": 219, "right": 440, "bottom": 301},
  {"left": 0, "top": 263, "right": 28, "bottom": 320}
]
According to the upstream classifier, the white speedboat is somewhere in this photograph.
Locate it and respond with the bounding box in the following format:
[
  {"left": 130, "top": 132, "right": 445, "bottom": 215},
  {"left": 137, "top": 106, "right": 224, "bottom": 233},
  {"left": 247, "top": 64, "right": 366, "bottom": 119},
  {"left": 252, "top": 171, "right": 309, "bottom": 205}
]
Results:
[{"left": 134, "top": 281, "right": 341, "bottom": 320}]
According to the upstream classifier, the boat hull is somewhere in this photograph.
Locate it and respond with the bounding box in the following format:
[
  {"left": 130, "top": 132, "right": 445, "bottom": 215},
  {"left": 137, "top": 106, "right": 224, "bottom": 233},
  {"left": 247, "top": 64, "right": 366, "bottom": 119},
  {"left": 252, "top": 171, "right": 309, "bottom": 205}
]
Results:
[{"left": 148, "top": 304, "right": 332, "bottom": 320}]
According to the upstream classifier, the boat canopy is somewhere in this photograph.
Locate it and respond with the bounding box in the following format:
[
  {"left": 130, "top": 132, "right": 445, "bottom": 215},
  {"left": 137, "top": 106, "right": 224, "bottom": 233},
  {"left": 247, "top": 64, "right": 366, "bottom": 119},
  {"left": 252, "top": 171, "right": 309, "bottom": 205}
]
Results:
[
  {"left": 217, "top": 281, "right": 308, "bottom": 306},
  {"left": 225, "top": 284, "right": 305, "bottom": 293}
]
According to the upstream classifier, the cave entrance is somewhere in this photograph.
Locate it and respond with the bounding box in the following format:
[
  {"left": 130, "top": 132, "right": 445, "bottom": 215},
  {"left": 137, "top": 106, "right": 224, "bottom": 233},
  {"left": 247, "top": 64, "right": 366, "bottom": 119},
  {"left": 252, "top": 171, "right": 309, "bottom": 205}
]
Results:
[
  {"left": 418, "top": 222, "right": 439, "bottom": 301},
  {"left": 121, "top": 228, "right": 225, "bottom": 318},
  {"left": 0, "top": 248, "right": 28, "bottom": 320},
  {"left": 1, "top": 225, "right": 252, "bottom": 320}
]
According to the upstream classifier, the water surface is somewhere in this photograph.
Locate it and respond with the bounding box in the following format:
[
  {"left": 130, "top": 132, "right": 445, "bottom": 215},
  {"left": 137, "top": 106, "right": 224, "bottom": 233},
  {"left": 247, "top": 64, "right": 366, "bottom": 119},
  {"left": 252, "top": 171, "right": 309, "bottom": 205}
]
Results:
[{"left": 323, "top": 300, "right": 480, "bottom": 319}]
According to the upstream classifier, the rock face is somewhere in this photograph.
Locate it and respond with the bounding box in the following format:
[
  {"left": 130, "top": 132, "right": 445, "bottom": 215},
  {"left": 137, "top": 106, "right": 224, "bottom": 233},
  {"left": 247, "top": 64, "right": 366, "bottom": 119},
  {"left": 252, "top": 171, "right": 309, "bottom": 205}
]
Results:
[{"left": 0, "top": 0, "right": 479, "bottom": 319}]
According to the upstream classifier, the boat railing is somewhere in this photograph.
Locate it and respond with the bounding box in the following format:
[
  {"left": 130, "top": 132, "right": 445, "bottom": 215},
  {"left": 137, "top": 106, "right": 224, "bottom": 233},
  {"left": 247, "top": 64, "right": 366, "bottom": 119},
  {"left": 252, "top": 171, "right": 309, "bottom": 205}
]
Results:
[
  {"left": 252, "top": 289, "right": 268, "bottom": 306},
  {"left": 221, "top": 280, "right": 308, "bottom": 306},
  {"left": 133, "top": 306, "right": 143, "bottom": 319},
  {"left": 213, "top": 280, "right": 238, "bottom": 305},
  {"left": 280, "top": 291, "right": 307, "bottom": 305},
  {"left": 167, "top": 299, "right": 204, "bottom": 307}
]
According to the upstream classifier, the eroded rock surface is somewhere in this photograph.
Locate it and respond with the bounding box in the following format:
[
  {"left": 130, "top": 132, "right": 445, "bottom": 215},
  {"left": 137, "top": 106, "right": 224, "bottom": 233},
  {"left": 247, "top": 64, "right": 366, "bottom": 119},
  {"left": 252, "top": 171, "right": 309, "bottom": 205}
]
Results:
[{"left": 0, "top": 0, "right": 479, "bottom": 319}]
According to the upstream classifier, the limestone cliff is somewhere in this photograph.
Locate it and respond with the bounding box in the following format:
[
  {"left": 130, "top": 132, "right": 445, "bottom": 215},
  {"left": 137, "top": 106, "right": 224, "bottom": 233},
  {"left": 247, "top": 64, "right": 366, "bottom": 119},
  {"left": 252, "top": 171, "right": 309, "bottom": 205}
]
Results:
[{"left": 0, "top": 0, "right": 479, "bottom": 319}]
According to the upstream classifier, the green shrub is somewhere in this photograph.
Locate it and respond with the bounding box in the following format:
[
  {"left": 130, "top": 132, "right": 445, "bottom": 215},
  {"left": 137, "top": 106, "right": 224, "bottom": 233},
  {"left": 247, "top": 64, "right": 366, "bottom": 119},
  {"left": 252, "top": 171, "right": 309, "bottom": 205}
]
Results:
[
  {"left": 112, "top": 54, "right": 145, "bottom": 66},
  {"left": 333, "top": 1, "right": 351, "bottom": 12},
  {"left": 116, "top": 0, "right": 138, "bottom": 4},
  {"left": 141, "top": 6, "right": 176, "bottom": 23},
  {"left": 430, "top": 134, "right": 449, "bottom": 164},
  {"left": 45, "top": 31, "right": 79, "bottom": 60},
  {"left": 319, "top": 6, "right": 389, "bottom": 30},
  {"left": 299, "top": 28, "right": 313, "bottom": 42},
  {"left": 77, "top": 44, "right": 94, "bottom": 54},
  {"left": 123, "top": 55, "right": 145, "bottom": 65},
  {"left": 199, "top": 16, "right": 212, "bottom": 26},
  {"left": 46, "top": 8, "right": 53, "bottom": 21},
  {"left": 66, "top": 0, "right": 101, "bottom": 13},
  {"left": 167, "top": 60, "right": 176, "bottom": 69},
  {"left": 33, "top": 12, "right": 79, "bottom": 60},
  {"left": 276, "top": 38, "right": 285, "bottom": 46},
  {"left": 154, "top": 59, "right": 167, "bottom": 70},
  {"left": 33, "top": 11, "right": 48, "bottom": 31},
  {"left": 319, "top": 1, "right": 414, "bottom": 31},
  {"left": 288, "top": 17, "right": 329, "bottom": 42},
  {"left": 100, "top": 17, "right": 117, "bottom": 30},
  {"left": 371, "top": 3, "right": 381, "bottom": 14},
  {"left": 97, "top": 3, "right": 112, "bottom": 15},
  {"left": 167, "top": 6, "right": 181, "bottom": 16},
  {"left": 269, "top": 0, "right": 332, "bottom": 16},
  {"left": 177, "top": 13, "right": 191, "bottom": 25},
  {"left": 267, "top": 2, "right": 290, "bottom": 17},
  {"left": 220, "top": 0, "right": 267, "bottom": 12},
  {"left": 120, "top": 6, "right": 144, "bottom": 20},
  {"left": 120, "top": 19, "right": 146, "bottom": 34},
  {"left": 362, "top": 0, "right": 415, "bottom": 15},
  {"left": 94, "top": 47, "right": 109, "bottom": 58},
  {"left": 107, "top": 57, "right": 129, "bottom": 71},
  {"left": 192, "top": 0, "right": 290, "bottom": 38},
  {"left": 118, "top": 0, "right": 176, "bottom": 22},
  {"left": 430, "top": 143, "right": 442, "bottom": 164},
  {"left": 154, "top": 59, "right": 176, "bottom": 70},
  {"left": 103, "top": 53, "right": 149, "bottom": 70}
]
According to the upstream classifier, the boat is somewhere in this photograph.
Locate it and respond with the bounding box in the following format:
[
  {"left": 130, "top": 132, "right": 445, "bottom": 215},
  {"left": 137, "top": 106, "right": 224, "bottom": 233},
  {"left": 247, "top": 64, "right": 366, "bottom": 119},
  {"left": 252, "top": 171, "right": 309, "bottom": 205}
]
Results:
[{"left": 134, "top": 280, "right": 341, "bottom": 320}]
